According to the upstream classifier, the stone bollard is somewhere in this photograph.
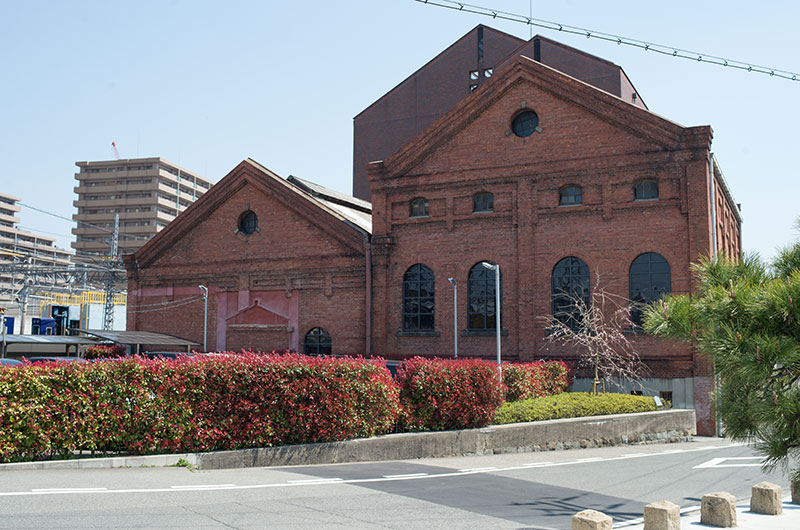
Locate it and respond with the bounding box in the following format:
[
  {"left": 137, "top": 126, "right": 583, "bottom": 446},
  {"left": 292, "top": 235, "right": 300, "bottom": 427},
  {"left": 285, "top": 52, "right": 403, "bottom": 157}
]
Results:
[
  {"left": 750, "top": 482, "right": 782, "bottom": 515},
  {"left": 643, "top": 500, "right": 680, "bottom": 530},
  {"left": 701, "top": 492, "right": 737, "bottom": 527},
  {"left": 793, "top": 477, "right": 800, "bottom": 505},
  {"left": 572, "top": 509, "right": 612, "bottom": 530}
]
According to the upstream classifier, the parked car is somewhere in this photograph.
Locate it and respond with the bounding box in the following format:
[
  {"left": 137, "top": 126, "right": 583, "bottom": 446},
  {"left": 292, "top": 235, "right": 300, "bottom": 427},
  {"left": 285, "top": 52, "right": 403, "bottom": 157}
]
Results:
[
  {"left": 0, "top": 358, "right": 22, "bottom": 368},
  {"left": 25, "top": 356, "right": 86, "bottom": 364},
  {"left": 141, "top": 351, "right": 194, "bottom": 360}
]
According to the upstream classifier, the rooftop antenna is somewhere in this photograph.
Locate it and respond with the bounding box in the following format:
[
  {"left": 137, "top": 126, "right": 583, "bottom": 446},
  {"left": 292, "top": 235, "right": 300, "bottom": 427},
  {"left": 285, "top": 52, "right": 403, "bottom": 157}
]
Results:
[
  {"left": 111, "top": 141, "right": 121, "bottom": 160},
  {"left": 529, "top": 1, "right": 533, "bottom": 38}
]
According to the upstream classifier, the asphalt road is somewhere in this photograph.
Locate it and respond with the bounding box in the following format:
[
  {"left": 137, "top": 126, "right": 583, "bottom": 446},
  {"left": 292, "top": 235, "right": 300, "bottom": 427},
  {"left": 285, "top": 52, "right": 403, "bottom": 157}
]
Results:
[{"left": 0, "top": 438, "right": 792, "bottom": 529}]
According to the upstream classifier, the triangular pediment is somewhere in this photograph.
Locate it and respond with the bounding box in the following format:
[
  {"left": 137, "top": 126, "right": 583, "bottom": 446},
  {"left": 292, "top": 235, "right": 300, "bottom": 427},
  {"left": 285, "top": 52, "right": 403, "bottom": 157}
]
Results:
[
  {"left": 226, "top": 301, "right": 288, "bottom": 326},
  {"left": 127, "top": 159, "right": 368, "bottom": 270},
  {"left": 372, "top": 56, "right": 710, "bottom": 180}
]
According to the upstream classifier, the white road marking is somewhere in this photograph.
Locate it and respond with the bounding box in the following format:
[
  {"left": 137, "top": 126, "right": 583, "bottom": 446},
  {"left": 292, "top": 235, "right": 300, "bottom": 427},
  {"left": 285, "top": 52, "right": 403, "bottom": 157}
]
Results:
[
  {"left": 31, "top": 488, "right": 108, "bottom": 492},
  {"left": 457, "top": 467, "right": 497, "bottom": 473},
  {"left": 0, "top": 443, "right": 745, "bottom": 498},
  {"left": 286, "top": 478, "right": 343, "bottom": 484},
  {"left": 693, "top": 457, "right": 762, "bottom": 469},
  {"left": 576, "top": 457, "right": 603, "bottom": 462},
  {"left": 170, "top": 484, "right": 236, "bottom": 489}
]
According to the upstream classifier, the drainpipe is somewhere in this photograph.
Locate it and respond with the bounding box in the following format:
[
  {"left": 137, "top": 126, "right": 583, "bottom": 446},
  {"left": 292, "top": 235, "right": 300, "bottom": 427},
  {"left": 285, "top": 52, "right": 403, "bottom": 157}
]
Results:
[
  {"left": 709, "top": 153, "right": 718, "bottom": 258},
  {"left": 365, "top": 238, "right": 372, "bottom": 356},
  {"left": 709, "top": 153, "right": 723, "bottom": 438}
]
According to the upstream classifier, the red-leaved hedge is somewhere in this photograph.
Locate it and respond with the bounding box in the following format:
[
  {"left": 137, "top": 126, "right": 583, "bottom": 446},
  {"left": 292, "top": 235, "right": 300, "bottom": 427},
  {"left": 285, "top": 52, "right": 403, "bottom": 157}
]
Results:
[
  {"left": 0, "top": 353, "right": 400, "bottom": 462},
  {"left": 396, "top": 357, "right": 506, "bottom": 431},
  {"left": 0, "top": 354, "right": 572, "bottom": 462},
  {"left": 83, "top": 345, "right": 127, "bottom": 360},
  {"left": 502, "top": 360, "right": 572, "bottom": 402}
]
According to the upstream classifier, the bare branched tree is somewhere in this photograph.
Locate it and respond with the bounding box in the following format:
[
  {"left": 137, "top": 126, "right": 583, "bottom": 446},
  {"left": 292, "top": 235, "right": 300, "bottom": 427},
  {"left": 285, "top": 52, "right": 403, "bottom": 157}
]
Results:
[{"left": 542, "top": 277, "right": 648, "bottom": 395}]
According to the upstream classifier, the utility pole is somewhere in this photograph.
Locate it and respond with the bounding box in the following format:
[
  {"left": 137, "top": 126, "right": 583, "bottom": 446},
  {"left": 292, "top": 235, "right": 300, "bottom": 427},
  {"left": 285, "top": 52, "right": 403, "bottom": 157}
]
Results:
[{"left": 103, "top": 214, "right": 120, "bottom": 330}]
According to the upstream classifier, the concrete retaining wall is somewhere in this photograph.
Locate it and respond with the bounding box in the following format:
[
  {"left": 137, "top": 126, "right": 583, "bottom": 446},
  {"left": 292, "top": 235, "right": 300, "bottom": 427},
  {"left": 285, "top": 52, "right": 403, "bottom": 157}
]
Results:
[{"left": 197, "top": 409, "right": 696, "bottom": 470}]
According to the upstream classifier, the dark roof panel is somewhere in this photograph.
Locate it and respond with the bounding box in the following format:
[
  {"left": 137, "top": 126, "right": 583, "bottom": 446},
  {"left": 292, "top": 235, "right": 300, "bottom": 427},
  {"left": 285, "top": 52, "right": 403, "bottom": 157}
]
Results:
[{"left": 77, "top": 329, "right": 200, "bottom": 346}]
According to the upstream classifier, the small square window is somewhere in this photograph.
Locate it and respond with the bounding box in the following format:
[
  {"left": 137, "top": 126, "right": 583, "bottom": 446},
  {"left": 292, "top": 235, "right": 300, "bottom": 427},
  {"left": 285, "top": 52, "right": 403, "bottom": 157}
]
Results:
[
  {"left": 473, "top": 192, "right": 494, "bottom": 213},
  {"left": 484, "top": 68, "right": 493, "bottom": 78},
  {"left": 410, "top": 197, "right": 429, "bottom": 218},
  {"left": 469, "top": 83, "right": 479, "bottom": 92},
  {"left": 469, "top": 70, "right": 479, "bottom": 80},
  {"left": 634, "top": 180, "right": 658, "bottom": 200},
  {"left": 559, "top": 186, "right": 582, "bottom": 206}
]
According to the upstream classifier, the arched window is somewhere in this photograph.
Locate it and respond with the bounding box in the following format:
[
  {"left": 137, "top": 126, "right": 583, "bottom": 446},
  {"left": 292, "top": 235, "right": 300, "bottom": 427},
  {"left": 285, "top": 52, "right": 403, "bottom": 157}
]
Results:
[
  {"left": 559, "top": 185, "right": 582, "bottom": 206},
  {"left": 468, "top": 261, "right": 502, "bottom": 330},
  {"left": 303, "top": 327, "right": 331, "bottom": 355},
  {"left": 402, "top": 264, "right": 435, "bottom": 331},
  {"left": 551, "top": 257, "right": 590, "bottom": 330},
  {"left": 473, "top": 192, "right": 494, "bottom": 213},
  {"left": 634, "top": 180, "right": 658, "bottom": 200},
  {"left": 238, "top": 210, "right": 258, "bottom": 234},
  {"left": 629, "top": 253, "right": 671, "bottom": 326},
  {"left": 409, "top": 197, "right": 429, "bottom": 218}
]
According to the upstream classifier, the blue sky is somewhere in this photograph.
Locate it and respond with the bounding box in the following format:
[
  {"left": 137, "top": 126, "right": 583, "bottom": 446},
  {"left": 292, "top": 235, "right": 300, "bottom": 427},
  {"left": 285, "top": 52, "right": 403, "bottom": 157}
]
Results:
[{"left": 2, "top": 0, "right": 797, "bottom": 262}]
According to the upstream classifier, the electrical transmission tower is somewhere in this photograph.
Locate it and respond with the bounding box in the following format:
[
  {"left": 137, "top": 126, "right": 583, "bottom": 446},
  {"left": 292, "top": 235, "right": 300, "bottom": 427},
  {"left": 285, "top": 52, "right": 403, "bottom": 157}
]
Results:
[{"left": 103, "top": 214, "right": 120, "bottom": 330}]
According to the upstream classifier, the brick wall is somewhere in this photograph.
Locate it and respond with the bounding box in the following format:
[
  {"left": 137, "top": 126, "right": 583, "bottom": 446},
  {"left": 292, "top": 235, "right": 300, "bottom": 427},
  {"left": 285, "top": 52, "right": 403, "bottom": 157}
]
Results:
[
  {"left": 368, "top": 58, "right": 739, "bottom": 434},
  {"left": 127, "top": 165, "right": 368, "bottom": 355}
]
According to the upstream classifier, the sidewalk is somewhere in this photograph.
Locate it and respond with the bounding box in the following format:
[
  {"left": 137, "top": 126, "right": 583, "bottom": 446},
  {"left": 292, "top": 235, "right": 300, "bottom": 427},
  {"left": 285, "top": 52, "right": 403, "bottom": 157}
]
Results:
[{"left": 620, "top": 497, "right": 800, "bottom": 529}]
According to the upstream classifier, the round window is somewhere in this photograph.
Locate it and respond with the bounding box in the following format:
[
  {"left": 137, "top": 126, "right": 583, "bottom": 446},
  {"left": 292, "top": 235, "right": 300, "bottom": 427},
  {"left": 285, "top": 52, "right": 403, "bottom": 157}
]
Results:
[
  {"left": 511, "top": 110, "right": 539, "bottom": 138},
  {"left": 238, "top": 210, "right": 257, "bottom": 235}
]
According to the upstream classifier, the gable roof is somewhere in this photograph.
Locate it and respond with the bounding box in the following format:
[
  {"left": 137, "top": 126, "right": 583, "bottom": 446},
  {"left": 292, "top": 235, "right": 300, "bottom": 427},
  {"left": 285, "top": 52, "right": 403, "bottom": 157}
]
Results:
[
  {"left": 372, "top": 54, "right": 708, "bottom": 179},
  {"left": 287, "top": 176, "right": 372, "bottom": 232},
  {"left": 126, "top": 159, "right": 369, "bottom": 271}
]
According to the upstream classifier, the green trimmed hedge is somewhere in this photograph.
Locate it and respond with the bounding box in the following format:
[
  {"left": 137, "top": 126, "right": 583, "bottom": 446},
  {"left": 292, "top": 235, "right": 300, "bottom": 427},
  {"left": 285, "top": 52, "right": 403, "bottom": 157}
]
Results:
[{"left": 494, "top": 392, "right": 668, "bottom": 425}]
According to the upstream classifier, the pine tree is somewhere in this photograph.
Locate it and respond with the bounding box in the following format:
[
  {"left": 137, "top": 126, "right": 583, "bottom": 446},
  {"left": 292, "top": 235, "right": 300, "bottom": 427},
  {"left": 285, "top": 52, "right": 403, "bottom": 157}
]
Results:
[{"left": 643, "top": 245, "right": 800, "bottom": 480}]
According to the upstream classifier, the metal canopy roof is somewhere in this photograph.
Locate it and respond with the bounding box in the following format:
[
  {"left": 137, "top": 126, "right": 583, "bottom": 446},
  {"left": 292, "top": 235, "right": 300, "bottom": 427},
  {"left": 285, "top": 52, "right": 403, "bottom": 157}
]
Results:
[
  {"left": 0, "top": 335, "right": 99, "bottom": 345},
  {"left": 76, "top": 329, "right": 200, "bottom": 346}
]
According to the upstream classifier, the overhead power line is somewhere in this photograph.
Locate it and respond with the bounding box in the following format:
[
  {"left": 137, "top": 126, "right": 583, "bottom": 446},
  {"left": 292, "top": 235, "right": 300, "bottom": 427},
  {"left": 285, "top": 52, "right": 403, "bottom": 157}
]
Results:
[
  {"left": 415, "top": 0, "right": 799, "bottom": 82},
  {"left": 18, "top": 201, "right": 150, "bottom": 241},
  {"left": 127, "top": 296, "right": 204, "bottom": 314}
]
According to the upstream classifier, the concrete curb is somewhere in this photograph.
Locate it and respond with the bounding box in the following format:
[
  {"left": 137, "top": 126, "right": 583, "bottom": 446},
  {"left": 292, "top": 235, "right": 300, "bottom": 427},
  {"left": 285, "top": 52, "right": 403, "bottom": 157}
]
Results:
[
  {"left": 0, "top": 409, "right": 695, "bottom": 471},
  {"left": 0, "top": 453, "right": 197, "bottom": 471}
]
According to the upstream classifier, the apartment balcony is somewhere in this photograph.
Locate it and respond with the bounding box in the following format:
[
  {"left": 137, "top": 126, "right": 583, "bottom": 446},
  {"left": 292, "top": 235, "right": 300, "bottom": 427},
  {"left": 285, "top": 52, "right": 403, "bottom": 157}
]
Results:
[
  {"left": 73, "top": 197, "right": 158, "bottom": 209},
  {"left": 73, "top": 182, "right": 157, "bottom": 195},
  {"left": 0, "top": 212, "right": 20, "bottom": 225}
]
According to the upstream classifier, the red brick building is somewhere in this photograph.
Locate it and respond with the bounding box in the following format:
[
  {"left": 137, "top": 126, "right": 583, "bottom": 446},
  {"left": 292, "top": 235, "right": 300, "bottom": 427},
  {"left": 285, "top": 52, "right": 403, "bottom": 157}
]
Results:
[
  {"left": 125, "top": 160, "right": 372, "bottom": 355},
  {"left": 353, "top": 26, "right": 646, "bottom": 202},
  {"left": 126, "top": 29, "right": 741, "bottom": 435}
]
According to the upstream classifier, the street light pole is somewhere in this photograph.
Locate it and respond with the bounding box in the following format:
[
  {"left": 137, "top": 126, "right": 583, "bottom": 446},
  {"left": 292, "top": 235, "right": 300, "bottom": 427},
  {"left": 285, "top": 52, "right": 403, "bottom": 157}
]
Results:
[
  {"left": 0, "top": 307, "right": 6, "bottom": 359},
  {"left": 198, "top": 285, "right": 208, "bottom": 352},
  {"left": 480, "top": 262, "right": 501, "bottom": 377},
  {"left": 447, "top": 278, "right": 458, "bottom": 359}
]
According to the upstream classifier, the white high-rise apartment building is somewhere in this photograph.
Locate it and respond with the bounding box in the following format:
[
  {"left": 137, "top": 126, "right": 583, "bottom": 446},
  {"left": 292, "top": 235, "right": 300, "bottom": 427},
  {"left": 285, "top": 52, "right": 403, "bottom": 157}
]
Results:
[{"left": 72, "top": 158, "right": 212, "bottom": 256}]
